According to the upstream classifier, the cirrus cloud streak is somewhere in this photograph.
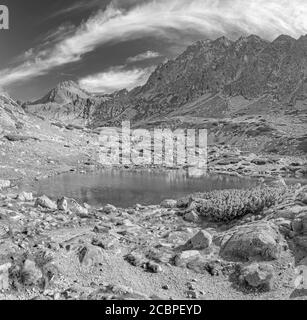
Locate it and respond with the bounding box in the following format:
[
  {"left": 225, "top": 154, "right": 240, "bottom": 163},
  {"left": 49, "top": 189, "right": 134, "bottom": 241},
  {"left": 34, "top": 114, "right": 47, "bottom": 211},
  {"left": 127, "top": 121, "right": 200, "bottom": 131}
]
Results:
[
  {"left": 0, "top": 0, "right": 307, "bottom": 91},
  {"left": 78, "top": 66, "right": 154, "bottom": 93}
]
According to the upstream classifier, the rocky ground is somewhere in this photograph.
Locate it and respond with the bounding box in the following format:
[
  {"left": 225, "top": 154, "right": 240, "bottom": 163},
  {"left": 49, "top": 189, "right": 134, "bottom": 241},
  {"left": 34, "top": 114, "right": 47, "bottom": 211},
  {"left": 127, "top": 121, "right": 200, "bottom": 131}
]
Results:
[
  {"left": 0, "top": 169, "right": 307, "bottom": 300},
  {"left": 0, "top": 108, "right": 307, "bottom": 300}
]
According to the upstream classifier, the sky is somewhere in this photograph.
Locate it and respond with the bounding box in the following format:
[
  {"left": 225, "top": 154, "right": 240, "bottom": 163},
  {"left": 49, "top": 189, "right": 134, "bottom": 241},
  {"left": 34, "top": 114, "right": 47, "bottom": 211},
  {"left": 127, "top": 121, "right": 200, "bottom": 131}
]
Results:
[{"left": 0, "top": 0, "right": 307, "bottom": 101}]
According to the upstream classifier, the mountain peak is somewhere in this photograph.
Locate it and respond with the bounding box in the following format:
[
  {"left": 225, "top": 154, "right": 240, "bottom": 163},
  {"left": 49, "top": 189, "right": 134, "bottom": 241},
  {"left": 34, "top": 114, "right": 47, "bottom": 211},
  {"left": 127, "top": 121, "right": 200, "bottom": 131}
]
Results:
[
  {"left": 273, "top": 34, "right": 295, "bottom": 43},
  {"left": 56, "top": 80, "right": 80, "bottom": 90},
  {"left": 31, "top": 80, "right": 90, "bottom": 105},
  {"left": 213, "top": 36, "right": 233, "bottom": 47}
]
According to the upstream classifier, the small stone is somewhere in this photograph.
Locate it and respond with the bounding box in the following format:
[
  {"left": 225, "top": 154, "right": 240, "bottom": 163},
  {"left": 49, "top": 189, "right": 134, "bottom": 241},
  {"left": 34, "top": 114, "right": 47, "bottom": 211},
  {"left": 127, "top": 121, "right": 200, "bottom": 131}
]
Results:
[
  {"left": 21, "top": 260, "right": 43, "bottom": 286},
  {"left": 0, "top": 263, "right": 11, "bottom": 291},
  {"left": 184, "top": 230, "right": 213, "bottom": 250},
  {"left": 162, "top": 284, "right": 169, "bottom": 290},
  {"left": 186, "top": 282, "right": 196, "bottom": 290},
  {"left": 186, "top": 290, "right": 198, "bottom": 299},
  {"left": 57, "top": 197, "right": 68, "bottom": 211},
  {"left": 35, "top": 195, "right": 57, "bottom": 210},
  {"left": 184, "top": 211, "right": 199, "bottom": 223},
  {"left": 17, "top": 192, "right": 33, "bottom": 202},
  {"left": 146, "top": 261, "right": 163, "bottom": 273},
  {"left": 77, "top": 245, "right": 103, "bottom": 267},
  {"left": 160, "top": 199, "right": 177, "bottom": 209},
  {"left": 174, "top": 250, "right": 201, "bottom": 267},
  {"left": 102, "top": 204, "right": 117, "bottom": 214},
  {"left": 0, "top": 180, "right": 10, "bottom": 190}
]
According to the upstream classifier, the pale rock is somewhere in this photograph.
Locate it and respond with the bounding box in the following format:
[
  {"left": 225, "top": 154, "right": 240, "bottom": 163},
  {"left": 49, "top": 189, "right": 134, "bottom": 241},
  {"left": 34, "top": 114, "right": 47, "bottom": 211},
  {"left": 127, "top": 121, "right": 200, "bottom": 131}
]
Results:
[
  {"left": 17, "top": 192, "right": 33, "bottom": 202},
  {"left": 102, "top": 204, "right": 117, "bottom": 214},
  {"left": 0, "top": 180, "right": 10, "bottom": 190},
  {"left": 35, "top": 195, "right": 57, "bottom": 210},
  {"left": 0, "top": 263, "right": 11, "bottom": 291},
  {"left": 21, "top": 260, "right": 43, "bottom": 286},
  {"left": 174, "top": 250, "right": 201, "bottom": 267},
  {"left": 57, "top": 197, "right": 88, "bottom": 216},
  {"left": 160, "top": 199, "right": 177, "bottom": 209},
  {"left": 77, "top": 245, "right": 103, "bottom": 267}
]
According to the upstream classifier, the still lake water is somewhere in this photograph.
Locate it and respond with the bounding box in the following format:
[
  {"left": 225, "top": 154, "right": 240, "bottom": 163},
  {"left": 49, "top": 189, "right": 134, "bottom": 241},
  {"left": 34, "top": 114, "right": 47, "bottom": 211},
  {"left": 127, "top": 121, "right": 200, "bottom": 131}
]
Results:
[{"left": 33, "top": 169, "right": 261, "bottom": 208}]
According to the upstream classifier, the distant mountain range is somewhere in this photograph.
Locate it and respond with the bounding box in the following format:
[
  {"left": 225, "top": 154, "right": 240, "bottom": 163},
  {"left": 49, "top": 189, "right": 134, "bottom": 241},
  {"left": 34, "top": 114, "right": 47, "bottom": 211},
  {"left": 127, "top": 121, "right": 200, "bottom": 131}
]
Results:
[
  {"left": 2, "top": 34, "right": 306, "bottom": 155},
  {"left": 21, "top": 34, "right": 307, "bottom": 129}
]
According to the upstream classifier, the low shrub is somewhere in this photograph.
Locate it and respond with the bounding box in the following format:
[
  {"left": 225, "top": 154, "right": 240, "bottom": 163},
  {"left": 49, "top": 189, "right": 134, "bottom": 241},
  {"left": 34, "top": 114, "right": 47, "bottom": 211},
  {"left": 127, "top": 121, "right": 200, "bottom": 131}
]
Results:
[{"left": 185, "top": 186, "right": 293, "bottom": 222}]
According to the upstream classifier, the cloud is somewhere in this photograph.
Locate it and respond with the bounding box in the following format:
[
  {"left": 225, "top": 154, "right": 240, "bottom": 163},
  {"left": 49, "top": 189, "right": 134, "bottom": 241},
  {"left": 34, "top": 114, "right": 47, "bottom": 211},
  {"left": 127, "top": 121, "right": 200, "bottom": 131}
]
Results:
[
  {"left": 49, "top": 0, "right": 105, "bottom": 18},
  {"left": 126, "top": 50, "right": 162, "bottom": 63},
  {"left": 1, "top": 0, "right": 307, "bottom": 89},
  {"left": 78, "top": 65, "right": 154, "bottom": 93}
]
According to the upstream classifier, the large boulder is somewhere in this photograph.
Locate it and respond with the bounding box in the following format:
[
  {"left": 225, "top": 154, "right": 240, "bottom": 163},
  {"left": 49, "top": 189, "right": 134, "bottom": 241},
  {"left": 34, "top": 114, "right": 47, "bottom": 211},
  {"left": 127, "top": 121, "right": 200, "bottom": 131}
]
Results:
[{"left": 220, "top": 221, "right": 282, "bottom": 261}]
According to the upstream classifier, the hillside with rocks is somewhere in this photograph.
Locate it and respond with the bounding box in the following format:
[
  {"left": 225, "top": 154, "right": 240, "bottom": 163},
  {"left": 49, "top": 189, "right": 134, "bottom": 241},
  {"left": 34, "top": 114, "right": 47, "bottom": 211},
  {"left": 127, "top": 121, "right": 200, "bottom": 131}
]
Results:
[{"left": 0, "top": 93, "right": 26, "bottom": 131}]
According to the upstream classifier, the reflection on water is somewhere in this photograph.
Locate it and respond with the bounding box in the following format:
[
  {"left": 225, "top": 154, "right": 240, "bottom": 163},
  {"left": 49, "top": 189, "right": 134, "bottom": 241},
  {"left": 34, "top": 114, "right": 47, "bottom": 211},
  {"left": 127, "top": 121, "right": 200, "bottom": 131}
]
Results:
[{"left": 31, "top": 169, "right": 260, "bottom": 208}]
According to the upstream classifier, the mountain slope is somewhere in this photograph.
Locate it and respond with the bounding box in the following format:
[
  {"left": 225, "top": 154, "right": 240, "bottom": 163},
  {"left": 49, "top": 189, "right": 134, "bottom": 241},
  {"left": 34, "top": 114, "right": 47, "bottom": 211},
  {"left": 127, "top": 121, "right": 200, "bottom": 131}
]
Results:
[
  {"left": 24, "top": 81, "right": 109, "bottom": 125},
  {"left": 91, "top": 34, "right": 307, "bottom": 128},
  {"left": 0, "top": 93, "right": 25, "bottom": 131}
]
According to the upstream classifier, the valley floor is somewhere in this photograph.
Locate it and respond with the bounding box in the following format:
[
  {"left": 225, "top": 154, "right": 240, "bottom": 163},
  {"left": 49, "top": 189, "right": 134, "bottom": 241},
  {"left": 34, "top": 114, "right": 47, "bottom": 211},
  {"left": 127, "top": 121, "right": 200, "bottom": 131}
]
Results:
[{"left": 0, "top": 115, "right": 306, "bottom": 300}]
